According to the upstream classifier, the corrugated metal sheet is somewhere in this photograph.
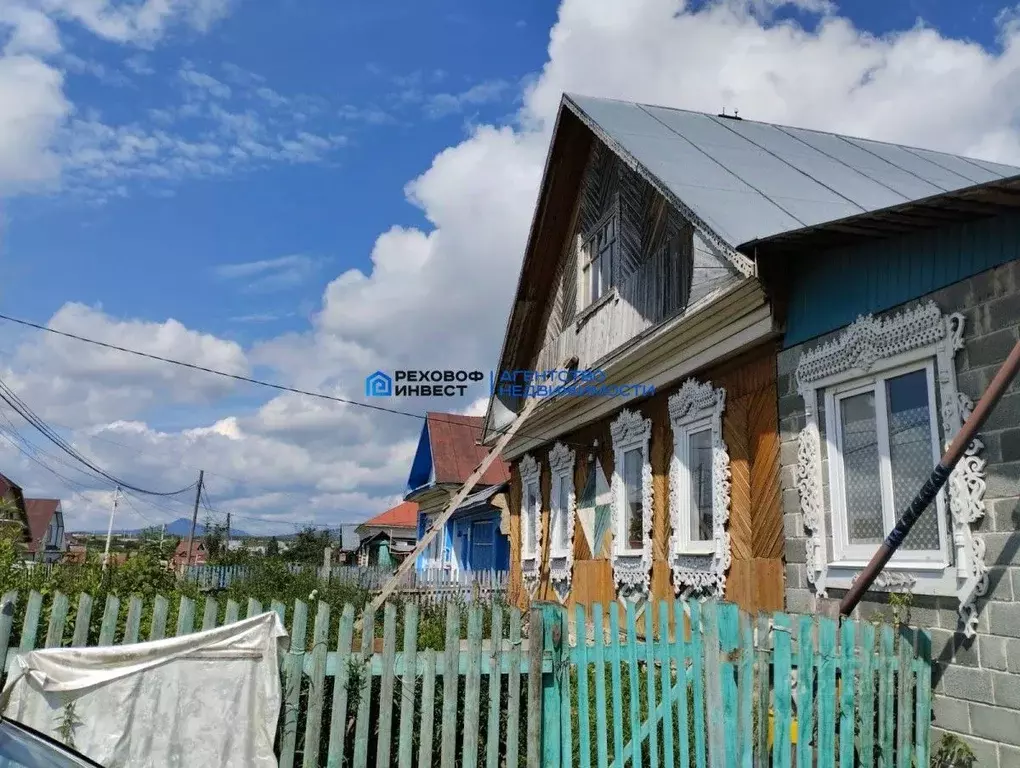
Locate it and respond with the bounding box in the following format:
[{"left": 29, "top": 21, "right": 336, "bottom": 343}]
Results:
[
  {"left": 783, "top": 210, "right": 1020, "bottom": 347},
  {"left": 566, "top": 95, "right": 1020, "bottom": 248}
]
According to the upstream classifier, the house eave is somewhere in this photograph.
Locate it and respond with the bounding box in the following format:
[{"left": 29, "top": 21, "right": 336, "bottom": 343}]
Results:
[{"left": 494, "top": 278, "right": 776, "bottom": 459}]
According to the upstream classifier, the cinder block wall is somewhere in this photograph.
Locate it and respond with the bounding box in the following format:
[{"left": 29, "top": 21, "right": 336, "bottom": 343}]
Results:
[{"left": 777, "top": 261, "right": 1020, "bottom": 767}]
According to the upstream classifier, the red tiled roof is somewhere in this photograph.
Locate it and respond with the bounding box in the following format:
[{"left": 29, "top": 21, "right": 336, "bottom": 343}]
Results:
[
  {"left": 24, "top": 499, "right": 59, "bottom": 554},
  {"left": 426, "top": 412, "right": 509, "bottom": 486},
  {"left": 359, "top": 501, "right": 419, "bottom": 529}
]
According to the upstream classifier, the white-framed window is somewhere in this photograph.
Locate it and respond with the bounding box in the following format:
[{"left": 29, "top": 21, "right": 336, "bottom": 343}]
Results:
[
  {"left": 609, "top": 408, "right": 652, "bottom": 598},
  {"left": 667, "top": 378, "right": 732, "bottom": 597},
  {"left": 794, "top": 301, "right": 989, "bottom": 636},
  {"left": 578, "top": 203, "right": 619, "bottom": 310},
  {"left": 824, "top": 358, "right": 948, "bottom": 566},
  {"left": 548, "top": 442, "right": 575, "bottom": 599},
  {"left": 519, "top": 454, "right": 542, "bottom": 593}
]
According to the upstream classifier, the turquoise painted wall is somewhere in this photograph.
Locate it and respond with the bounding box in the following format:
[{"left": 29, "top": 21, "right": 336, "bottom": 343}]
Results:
[{"left": 783, "top": 210, "right": 1020, "bottom": 347}]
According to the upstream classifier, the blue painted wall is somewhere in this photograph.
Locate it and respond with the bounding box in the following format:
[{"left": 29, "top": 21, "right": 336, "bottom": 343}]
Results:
[
  {"left": 783, "top": 211, "right": 1020, "bottom": 347},
  {"left": 416, "top": 505, "right": 509, "bottom": 572}
]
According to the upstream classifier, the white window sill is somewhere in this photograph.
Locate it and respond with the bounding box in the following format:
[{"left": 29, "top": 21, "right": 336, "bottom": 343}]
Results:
[
  {"left": 549, "top": 548, "right": 570, "bottom": 560},
  {"left": 825, "top": 562, "right": 958, "bottom": 598},
  {"left": 675, "top": 543, "right": 715, "bottom": 557},
  {"left": 576, "top": 288, "right": 619, "bottom": 330},
  {"left": 614, "top": 547, "right": 645, "bottom": 558}
]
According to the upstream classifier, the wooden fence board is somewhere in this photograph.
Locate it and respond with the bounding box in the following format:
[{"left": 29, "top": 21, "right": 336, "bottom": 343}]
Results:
[
  {"left": 485, "top": 605, "right": 503, "bottom": 768},
  {"left": 397, "top": 604, "right": 419, "bottom": 768},
  {"left": 375, "top": 603, "right": 398, "bottom": 768}
]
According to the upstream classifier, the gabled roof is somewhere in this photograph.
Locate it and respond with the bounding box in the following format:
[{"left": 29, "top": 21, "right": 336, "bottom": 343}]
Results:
[
  {"left": 406, "top": 413, "right": 510, "bottom": 496},
  {"left": 566, "top": 94, "right": 1020, "bottom": 250},
  {"left": 358, "top": 500, "right": 419, "bottom": 531},
  {"left": 24, "top": 499, "right": 59, "bottom": 554}
]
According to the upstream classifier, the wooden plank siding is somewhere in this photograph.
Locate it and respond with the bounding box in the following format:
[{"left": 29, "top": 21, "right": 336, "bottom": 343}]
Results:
[{"left": 506, "top": 342, "right": 784, "bottom": 619}]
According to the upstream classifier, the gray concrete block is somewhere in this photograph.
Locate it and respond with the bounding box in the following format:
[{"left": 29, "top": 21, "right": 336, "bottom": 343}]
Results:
[
  {"left": 990, "top": 497, "right": 1020, "bottom": 533},
  {"left": 779, "top": 464, "right": 796, "bottom": 492},
  {"left": 933, "top": 694, "right": 972, "bottom": 733},
  {"left": 985, "top": 392, "right": 1020, "bottom": 434},
  {"left": 1012, "top": 570, "right": 1020, "bottom": 606},
  {"left": 993, "top": 671, "right": 1020, "bottom": 710},
  {"left": 784, "top": 538, "right": 806, "bottom": 565},
  {"left": 778, "top": 393, "right": 803, "bottom": 422},
  {"left": 779, "top": 440, "right": 798, "bottom": 470},
  {"left": 988, "top": 290, "right": 1020, "bottom": 331},
  {"left": 958, "top": 365, "right": 994, "bottom": 403},
  {"left": 1005, "top": 638, "right": 1020, "bottom": 674},
  {"left": 986, "top": 567, "right": 1016, "bottom": 602},
  {"left": 931, "top": 627, "right": 981, "bottom": 668},
  {"left": 971, "top": 701, "right": 1020, "bottom": 746},
  {"left": 1001, "top": 743, "right": 1020, "bottom": 768},
  {"left": 931, "top": 728, "right": 1000, "bottom": 767},
  {"left": 981, "top": 430, "right": 1004, "bottom": 466},
  {"left": 941, "top": 665, "right": 994, "bottom": 704},
  {"left": 986, "top": 462, "right": 1020, "bottom": 502},
  {"left": 782, "top": 511, "right": 802, "bottom": 538},
  {"left": 1001, "top": 429, "right": 1020, "bottom": 464},
  {"left": 777, "top": 349, "right": 799, "bottom": 377},
  {"left": 782, "top": 488, "right": 801, "bottom": 517},
  {"left": 980, "top": 635, "right": 1009, "bottom": 672},
  {"left": 785, "top": 563, "right": 804, "bottom": 590},
  {"left": 989, "top": 602, "right": 1020, "bottom": 639},
  {"left": 967, "top": 328, "right": 1019, "bottom": 372},
  {"left": 786, "top": 589, "right": 814, "bottom": 615}
]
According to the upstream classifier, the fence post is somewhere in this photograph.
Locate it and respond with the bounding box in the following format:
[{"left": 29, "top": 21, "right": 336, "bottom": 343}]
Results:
[{"left": 536, "top": 601, "right": 565, "bottom": 768}]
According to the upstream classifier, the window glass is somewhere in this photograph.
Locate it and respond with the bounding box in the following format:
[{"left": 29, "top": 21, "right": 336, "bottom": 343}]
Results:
[
  {"left": 839, "top": 390, "right": 884, "bottom": 546},
  {"left": 886, "top": 370, "right": 939, "bottom": 551},
  {"left": 556, "top": 478, "right": 570, "bottom": 551},
  {"left": 688, "top": 429, "right": 714, "bottom": 541},
  {"left": 624, "top": 448, "right": 643, "bottom": 548}
]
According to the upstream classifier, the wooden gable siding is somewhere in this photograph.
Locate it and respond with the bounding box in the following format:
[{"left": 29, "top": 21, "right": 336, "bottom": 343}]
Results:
[
  {"left": 506, "top": 341, "right": 785, "bottom": 619},
  {"left": 528, "top": 135, "right": 739, "bottom": 375}
]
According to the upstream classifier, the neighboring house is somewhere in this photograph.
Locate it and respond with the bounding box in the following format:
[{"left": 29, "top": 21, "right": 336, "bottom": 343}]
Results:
[
  {"left": 406, "top": 412, "right": 511, "bottom": 574},
  {"left": 482, "top": 94, "right": 786, "bottom": 616},
  {"left": 354, "top": 501, "right": 418, "bottom": 567},
  {"left": 754, "top": 175, "right": 1020, "bottom": 761},
  {"left": 24, "top": 499, "right": 66, "bottom": 563},
  {"left": 0, "top": 473, "right": 30, "bottom": 546},
  {"left": 170, "top": 538, "right": 209, "bottom": 568}
]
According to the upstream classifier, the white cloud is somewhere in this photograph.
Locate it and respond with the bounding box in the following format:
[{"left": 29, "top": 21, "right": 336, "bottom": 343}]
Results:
[
  {"left": 179, "top": 65, "right": 232, "bottom": 99},
  {"left": 424, "top": 79, "right": 511, "bottom": 119},
  {"left": 214, "top": 254, "right": 323, "bottom": 293}
]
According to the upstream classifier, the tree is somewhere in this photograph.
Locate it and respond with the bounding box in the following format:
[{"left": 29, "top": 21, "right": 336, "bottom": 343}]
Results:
[
  {"left": 0, "top": 495, "right": 24, "bottom": 546},
  {"left": 203, "top": 516, "right": 226, "bottom": 560},
  {"left": 266, "top": 537, "right": 280, "bottom": 557},
  {"left": 282, "top": 527, "right": 332, "bottom": 565}
]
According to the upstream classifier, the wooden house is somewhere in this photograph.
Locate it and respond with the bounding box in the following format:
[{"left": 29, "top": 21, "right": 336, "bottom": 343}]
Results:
[
  {"left": 406, "top": 413, "right": 511, "bottom": 574},
  {"left": 480, "top": 95, "right": 787, "bottom": 619},
  {"left": 354, "top": 501, "right": 418, "bottom": 567}
]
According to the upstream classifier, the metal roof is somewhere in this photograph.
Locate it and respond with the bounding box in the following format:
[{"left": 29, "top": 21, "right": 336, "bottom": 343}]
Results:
[{"left": 565, "top": 94, "right": 1020, "bottom": 248}]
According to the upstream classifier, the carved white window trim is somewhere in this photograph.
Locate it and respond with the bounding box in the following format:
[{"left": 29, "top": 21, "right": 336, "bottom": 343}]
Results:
[
  {"left": 519, "top": 454, "right": 542, "bottom": 595},
  {"left": 667, "top": 379, "right": 732, "bottom": 598},
  {"left": 548, "top": 442, "right": 576, "bottom": 600},
  {"left": 610, "top": 408, "right": 653, "bottom": 599},
  {"left": 794, "top": 301, "right": 987, "bottom": 636}
]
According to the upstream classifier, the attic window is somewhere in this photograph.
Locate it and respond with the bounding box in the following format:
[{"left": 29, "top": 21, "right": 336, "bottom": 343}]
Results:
[{"left": 579, "top": 204, "right": 619, "bottom": 309}]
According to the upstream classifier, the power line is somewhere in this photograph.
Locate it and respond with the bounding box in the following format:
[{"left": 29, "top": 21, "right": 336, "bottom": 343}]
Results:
[
  {"left": 0, "top": 377, "right": 198, "bottom": 497},
  {"left": 0, "top": 310, "right": 593, "bottom": 450}
]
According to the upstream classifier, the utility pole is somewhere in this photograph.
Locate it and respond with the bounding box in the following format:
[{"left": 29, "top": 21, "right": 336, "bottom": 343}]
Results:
[
  {"left": 159, "top": 523, "right": 165, "bottom": 556},
  {"left": 226, "top": 512, "right": 231, "bottom": 552},
  {"left": 102, "top": 486, "right": 120, "bottom": 571},
  {"left": 183, "top": 470, "right": 204, "bottom": 571}
]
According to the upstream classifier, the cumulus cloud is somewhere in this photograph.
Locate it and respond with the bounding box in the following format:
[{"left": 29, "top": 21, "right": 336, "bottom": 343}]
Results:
[{"left": 9, "top": 0, "right": 1020, "bottom": 533}]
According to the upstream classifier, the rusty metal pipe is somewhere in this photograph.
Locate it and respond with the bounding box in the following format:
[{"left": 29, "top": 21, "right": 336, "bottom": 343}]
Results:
[{"left": 839, "top": 338, "right": 1020, "bottom": 617}]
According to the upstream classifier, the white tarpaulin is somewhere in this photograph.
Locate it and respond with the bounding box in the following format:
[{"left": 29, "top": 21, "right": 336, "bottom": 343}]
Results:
[{"left": 0, "top": 610, "right": 289, "bottom": 768}]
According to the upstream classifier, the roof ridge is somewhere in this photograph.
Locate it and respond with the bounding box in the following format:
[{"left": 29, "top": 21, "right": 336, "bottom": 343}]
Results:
[{"left": 566, "top": 93, "right": 1020, "bottom": 171}]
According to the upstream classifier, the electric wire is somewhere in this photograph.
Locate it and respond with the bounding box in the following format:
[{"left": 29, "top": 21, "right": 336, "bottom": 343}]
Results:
[
  {"left": 0, "top": 376, "right": 198, "bottom": 497},
  {"left": 0, "top": 310, "right": 596, "bottom": 451}
]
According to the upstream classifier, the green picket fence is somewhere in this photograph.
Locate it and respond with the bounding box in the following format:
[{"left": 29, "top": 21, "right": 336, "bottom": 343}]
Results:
[{"left": 0, "top": 590, "right": 932, "bottom": 768}]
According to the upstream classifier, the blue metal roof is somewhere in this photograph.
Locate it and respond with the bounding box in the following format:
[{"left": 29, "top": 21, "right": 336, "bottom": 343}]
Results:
[{"left": 565, "top": 94, "right": 1020, "bottom": 248}]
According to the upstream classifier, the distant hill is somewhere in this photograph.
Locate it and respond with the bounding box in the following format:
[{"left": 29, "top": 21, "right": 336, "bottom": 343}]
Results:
[{"left": 77, "top": 518, "right": 252, "bottom": 538}]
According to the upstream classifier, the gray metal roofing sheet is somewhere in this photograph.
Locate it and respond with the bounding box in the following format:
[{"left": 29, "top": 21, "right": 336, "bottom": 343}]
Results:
[{"left": 566, "top": 94, "right": 1020, "bottom": 247}]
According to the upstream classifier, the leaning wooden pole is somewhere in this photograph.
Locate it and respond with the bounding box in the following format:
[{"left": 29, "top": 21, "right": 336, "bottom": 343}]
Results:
[
  {"left": 357, "top": 356, "right": 578, "bottom": 629},
  {"left": 840, "top": 339, "right": 1020, "bottom": 617}
]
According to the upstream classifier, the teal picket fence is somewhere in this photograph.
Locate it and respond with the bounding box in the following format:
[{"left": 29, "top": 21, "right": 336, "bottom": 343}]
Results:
[{"left": 0, "top": 591, "right": 931, "bottom": 767}]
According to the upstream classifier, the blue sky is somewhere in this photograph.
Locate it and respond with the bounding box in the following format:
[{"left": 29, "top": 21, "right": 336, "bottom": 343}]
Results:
[{"left": 3, "top": 0, "right": 1020, "bottom": 534}]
